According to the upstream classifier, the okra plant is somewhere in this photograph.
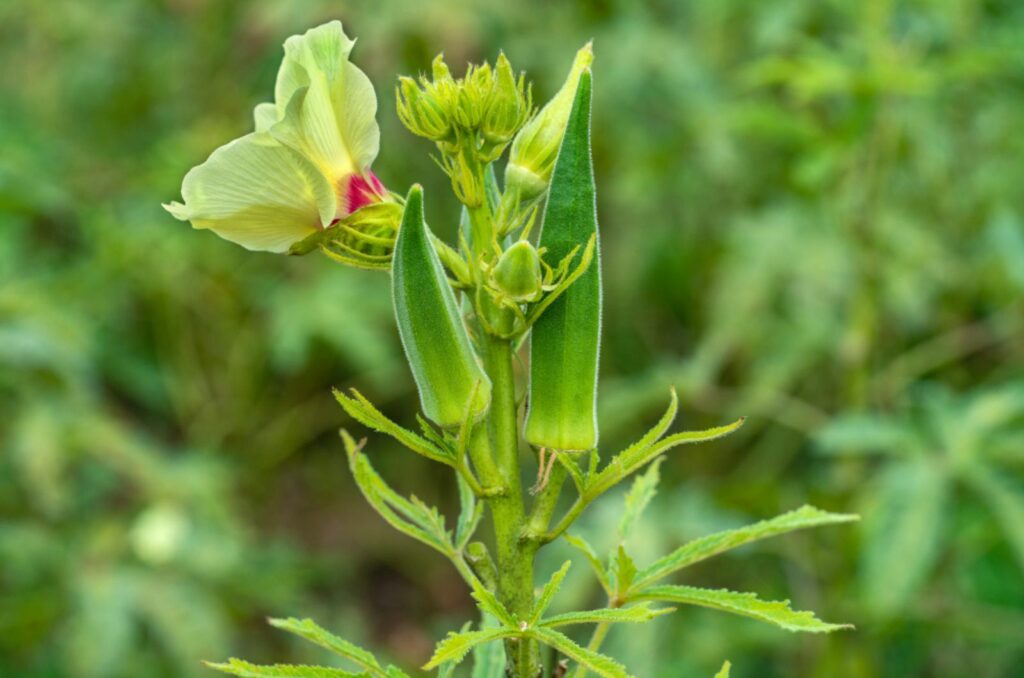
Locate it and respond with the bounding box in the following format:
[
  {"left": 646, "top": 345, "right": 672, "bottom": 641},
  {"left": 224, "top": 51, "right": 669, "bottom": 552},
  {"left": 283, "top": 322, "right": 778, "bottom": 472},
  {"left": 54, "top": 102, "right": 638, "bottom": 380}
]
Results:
[{"left": 165, "top": 20, "right": 857, "bottom": 678}]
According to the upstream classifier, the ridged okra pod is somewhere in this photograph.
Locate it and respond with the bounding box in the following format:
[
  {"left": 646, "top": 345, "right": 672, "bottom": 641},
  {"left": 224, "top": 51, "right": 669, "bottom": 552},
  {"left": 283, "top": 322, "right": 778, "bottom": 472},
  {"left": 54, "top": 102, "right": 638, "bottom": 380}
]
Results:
[
  {"left": 392, "top": 185, "right": 491, "bottom": 427},
  {"left": 524, "top": 70, "right": 600, "bottom": 451}
]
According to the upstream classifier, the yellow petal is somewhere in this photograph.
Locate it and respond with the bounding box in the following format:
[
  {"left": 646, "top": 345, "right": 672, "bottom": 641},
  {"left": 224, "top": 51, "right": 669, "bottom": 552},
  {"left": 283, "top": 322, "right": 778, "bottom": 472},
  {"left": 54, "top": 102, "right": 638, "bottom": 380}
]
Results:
[{"left": 164, "top": 132, "right": 336, "bottom": 253}]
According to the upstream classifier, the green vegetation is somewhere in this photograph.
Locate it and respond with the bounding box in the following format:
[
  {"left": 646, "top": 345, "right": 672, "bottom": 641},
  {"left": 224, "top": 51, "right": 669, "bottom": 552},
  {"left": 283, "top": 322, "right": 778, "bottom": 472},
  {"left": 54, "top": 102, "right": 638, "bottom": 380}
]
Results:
[{"left": 2, "top": 1, "right": 1022, "bottom": 676}]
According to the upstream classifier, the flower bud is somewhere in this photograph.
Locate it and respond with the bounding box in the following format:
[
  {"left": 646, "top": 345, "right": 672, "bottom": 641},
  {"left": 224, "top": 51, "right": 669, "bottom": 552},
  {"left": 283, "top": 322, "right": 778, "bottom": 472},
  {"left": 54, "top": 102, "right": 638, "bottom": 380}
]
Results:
[
  {"left": 482, "top": 53, "right": 531, "bottom": 148},
  {"left": 396, "top": 75, "right": 452, "bottom": 141},
  {"left": 506, "top": 43, "right": 593, "bottom": 201},
  {"left": 492, "top": 240, "right": 543, "bottom": 302}
]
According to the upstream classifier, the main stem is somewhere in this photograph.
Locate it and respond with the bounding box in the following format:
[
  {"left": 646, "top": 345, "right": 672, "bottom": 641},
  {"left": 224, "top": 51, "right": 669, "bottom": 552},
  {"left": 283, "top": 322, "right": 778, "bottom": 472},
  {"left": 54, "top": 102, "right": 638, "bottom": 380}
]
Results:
[
  {"left": 479, "top": 333, "right": 538, "bottom": 677},
  {"left": 467, "top": 196, "right": 540, "bottom": 677}
]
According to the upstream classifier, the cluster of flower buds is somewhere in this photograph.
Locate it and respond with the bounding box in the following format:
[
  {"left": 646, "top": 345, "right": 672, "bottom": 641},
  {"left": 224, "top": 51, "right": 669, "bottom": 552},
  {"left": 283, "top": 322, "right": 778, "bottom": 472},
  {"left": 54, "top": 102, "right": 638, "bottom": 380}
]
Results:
[{"left": 397, "top": 53, "right": 532, "bottom": 206}]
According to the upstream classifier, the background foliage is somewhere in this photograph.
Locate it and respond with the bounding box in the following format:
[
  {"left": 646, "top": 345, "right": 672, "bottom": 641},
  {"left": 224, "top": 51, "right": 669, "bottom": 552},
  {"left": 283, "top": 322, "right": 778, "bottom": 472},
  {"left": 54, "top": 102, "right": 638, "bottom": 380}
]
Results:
[{"left": 2, "top": 0, "right": 1022, "bottom": 676}]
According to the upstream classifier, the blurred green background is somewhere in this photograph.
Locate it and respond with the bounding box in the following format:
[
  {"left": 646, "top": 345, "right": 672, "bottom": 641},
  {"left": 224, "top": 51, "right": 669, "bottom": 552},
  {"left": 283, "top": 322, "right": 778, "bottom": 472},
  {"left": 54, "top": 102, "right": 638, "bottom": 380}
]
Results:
[{"left": 2, "top": 0, "right": 1023, "bottom": 676}]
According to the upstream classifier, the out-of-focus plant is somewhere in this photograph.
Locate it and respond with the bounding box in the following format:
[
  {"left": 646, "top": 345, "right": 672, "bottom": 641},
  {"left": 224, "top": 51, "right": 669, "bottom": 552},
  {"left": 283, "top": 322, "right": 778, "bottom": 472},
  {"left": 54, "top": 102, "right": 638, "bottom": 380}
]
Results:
[
  {"left": 816, "top": 382, "right": 1024, "bottom": 617},
  {"left": 165, "top": 21, "right": 856, "bottom": 677}
]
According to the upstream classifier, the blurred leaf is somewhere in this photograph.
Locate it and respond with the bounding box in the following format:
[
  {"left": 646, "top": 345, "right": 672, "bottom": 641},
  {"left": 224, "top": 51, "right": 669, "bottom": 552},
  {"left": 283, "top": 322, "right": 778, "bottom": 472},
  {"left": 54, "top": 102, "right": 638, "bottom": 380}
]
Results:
[
  {"left": 618, "top": 458, "right": 662, "bottom": 541},
  {"left": 860, "top": 458, "right": 949, "bottom": 616},
  {"left": 268, "top": 617, "right": 404, "bottom": 677},
  {"left": 206, "top": 659, "right": 369, "bottom": 677}
]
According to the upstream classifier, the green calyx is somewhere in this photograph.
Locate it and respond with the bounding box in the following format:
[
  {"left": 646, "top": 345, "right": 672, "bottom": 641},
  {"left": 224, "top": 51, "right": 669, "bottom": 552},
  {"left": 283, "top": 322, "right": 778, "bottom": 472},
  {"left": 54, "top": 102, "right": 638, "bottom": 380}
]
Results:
[{"left": 492, "top": 241, "right": 543, "bottom": 303}]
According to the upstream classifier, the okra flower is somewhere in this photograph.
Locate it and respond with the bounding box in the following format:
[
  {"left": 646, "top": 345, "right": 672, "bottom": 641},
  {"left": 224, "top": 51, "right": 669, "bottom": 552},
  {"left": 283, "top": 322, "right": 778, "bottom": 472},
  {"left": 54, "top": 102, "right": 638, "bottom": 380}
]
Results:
[{"left": 164, "top": 21, "right": 387, "bottom": 254}]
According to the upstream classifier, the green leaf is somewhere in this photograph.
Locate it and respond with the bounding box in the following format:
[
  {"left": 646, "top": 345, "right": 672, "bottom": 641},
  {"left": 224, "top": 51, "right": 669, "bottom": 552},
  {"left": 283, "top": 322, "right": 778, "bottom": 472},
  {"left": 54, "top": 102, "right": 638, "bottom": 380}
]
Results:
[
  {"left": 633, "top": 585, "right": 851, "bottom": 633},
  {"left": 587, "top": 418, "right": 745, "bottom": 499},
  {"left": 540, "top": 602, "right": 672, "bottom": 628},
  {"left": 563, "top": 533, "right": 611, "bottom": 596},
  {"left": 341, "top": 431, "right": 454, "bottom": 557},
  {"left": 469, "top": 578, "right": 517, "bottom": 628},
  {"left": 268, "top": 618, "right": 398, "bottom": 677},
  {"left": 334, "top": 388, "right": 454, "bottom": 466},
  {"left": 455, "top": 473, "right": 484, "bottom": 550},
  {"left": 527, "top": 626, "right": 630, "bottom": 678},
  {"left": 471, "top": 616, "right": 507, "bottom": 678},
  {"left": 861, "top": 458, "right": 949, "bottom": 615},
  {"left": 966, "top": 463, "right": 1024, "bottom": 571},
  {"left": 714, "top": 660, "right": 731, "bottom": 678},
  {"left": 632, "top": 505, "right": 858, "bottom": 591},
  {"left": 618, "top": 458, "right": 663, "bottom": 541},
  {"left": 530, "top": 560, "right": 572, "bottom": 624},
  {"left": 557, "top": 453, "right": 587, "bottom": 492},
  {"left": 813, "top": 415, "right": 912, "bottom": 456},
  {"left": 525, "top": 68, "right": 601, "bottom": 452},
  {"left": 392, "top": 185, "right": 491, "bottom": 427},
  {"left": 423, "top": 628, "right": 520, "bottom": 670},
  {"left": 205, "top": 659, "right": 368, "bottom": 678},
  {"left": 610, "top": 545, "right": 638, "bottom": 595}
]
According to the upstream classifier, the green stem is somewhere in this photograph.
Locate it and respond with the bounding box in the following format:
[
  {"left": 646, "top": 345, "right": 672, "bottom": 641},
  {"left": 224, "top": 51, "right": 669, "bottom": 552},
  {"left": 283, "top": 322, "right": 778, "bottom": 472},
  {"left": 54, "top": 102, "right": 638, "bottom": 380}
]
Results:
[{"left": 478, "top": 334, "right": 538, "bottom": 677}]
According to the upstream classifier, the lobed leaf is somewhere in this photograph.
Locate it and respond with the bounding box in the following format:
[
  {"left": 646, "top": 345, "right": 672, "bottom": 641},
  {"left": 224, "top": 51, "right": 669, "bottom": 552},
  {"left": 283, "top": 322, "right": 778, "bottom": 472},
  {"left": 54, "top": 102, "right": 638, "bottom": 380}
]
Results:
[
  {"left": 469, "top": 578, "right": 517, "bottom": 628},
  {"left": 633, "top": 585, "right": 852, "bottom": 633},
  {"left": 423, "top": 628, "right": 520, "bottom": 670},
  {"left": 632, "top": 505, "right": 857, "bottom": 591},
  {"left": 334, "top": 389, "right": 454, "bottom": 466},
  {"left": 860, "top": 459, "right": 948, "bottom": 616},
  {"left": 588, "top": 418, "right": 745, "bottom": 499},
  {"left": 530, "top": 561, "right": 572, "bottom": 624},
  {"left": 563, "top": 533, "right": 611, "bottom": 596},
  {"left": 527, "top": 626, "right": 631, "bottom": 678},
  {"left": 205, "top": 659, "right": 368, "bottom": 678},
  {"left": 539, "top": 602, "right": 672, "bottom": 628},
  {"left": 618, "top": 458, "right": 663, "bottom": 541},
  {"left": 610, "top": 545, "right": 637, "bottom": 595},
  {"left": 267, "top": 618, "right": 401, "bottom": 677},
  {"left": 455, "top": 473, "right": 484, "bottom": 550},
  {"left": 342, "top": 431, "right": 454, "bottom": 557}
]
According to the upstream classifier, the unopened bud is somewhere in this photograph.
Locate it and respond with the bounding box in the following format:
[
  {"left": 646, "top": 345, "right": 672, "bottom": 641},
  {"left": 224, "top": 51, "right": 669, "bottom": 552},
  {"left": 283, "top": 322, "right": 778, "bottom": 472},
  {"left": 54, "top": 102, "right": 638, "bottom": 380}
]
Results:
[
  {"left": 492, "top": 240, "right": 543, "bottom": 302},
  {"left": 482, "top": 52, "right": 531, "bottom": 149},
  {"left": 506, "top": 43, "right": 593, "bottom": 200}
]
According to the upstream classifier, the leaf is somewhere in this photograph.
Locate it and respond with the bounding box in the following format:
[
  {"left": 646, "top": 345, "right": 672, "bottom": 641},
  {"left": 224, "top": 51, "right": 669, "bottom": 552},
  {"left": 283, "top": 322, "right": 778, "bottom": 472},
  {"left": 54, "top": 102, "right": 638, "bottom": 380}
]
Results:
[
  {"left": 714, "top": 661, "right": 731, "bottom": 678},
  {"left": 557, "top": 453, "right": 587, "bottom": 492},
  {"left": 423, "top": 628, "right": 520, "bottom": 670},
  {"left": 563, "top": 533, "right": 611, "bottom": 596},
  {"left": 633, "top": 585, "right": 851, "bottom": 633},
  {"left": 587, "top": 418, "right": 745, "bottom": 499},
  {"left": 527, "top": 626, "right": 630, "bottom": 678},
  {"left": 525, "top": 69, "right": 602, "bottom": 452},
  {"left": 268, "top": 618, "right": 392, "bottom": 676},
  {"left": 469, "top": 578, "right": 517, "bottom": 628},
  {"left": 341, "top": 431, "right": 454, "bottom": 557},
  {"left": 392, "top": 185, "right": 491, "bottom": 427},
  {"left": 531, "top": 561, "right": 572, "bottom": 624},
  {"left": 632, "top": 505, "right": 858, "bottom": 591},
  {"left": 540, "top": 602, "right": 672, "bottom": 628},
  {"left": 334, "top": 388, "right": 454, "bottom": 466},
  {"left": 610, "top": 546, "right": 638, "bottom": 595},
  {"left": 813, "top": 415, "right": 912, "bottom": 456},
  {"left": 860, "top": 458, "right": 948, "bottom": 616},
  {"left": 471, "top": 616, "right": 507, "bottom": 678},
  {"left": 966, "top": 463, "right": 1024, "bottom": 571},
  {"left": 455, "top": 473, "right": 484, "bottom": 550},
  {"left": 618, "top": 458, "right": 663, "bottom": 541},
  {"left": 205, "top": 659, "right": 368, "bottom": 677}
]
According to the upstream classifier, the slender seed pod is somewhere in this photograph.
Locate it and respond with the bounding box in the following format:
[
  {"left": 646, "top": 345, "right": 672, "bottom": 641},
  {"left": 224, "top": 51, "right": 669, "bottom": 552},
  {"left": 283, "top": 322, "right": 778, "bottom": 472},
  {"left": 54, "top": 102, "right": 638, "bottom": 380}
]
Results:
[
  {"left": 524, "top": 70, "right": 600, "bottom": 451},
  {"left": 392, "top": 185, "right": 491, "bottom": 426}
]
